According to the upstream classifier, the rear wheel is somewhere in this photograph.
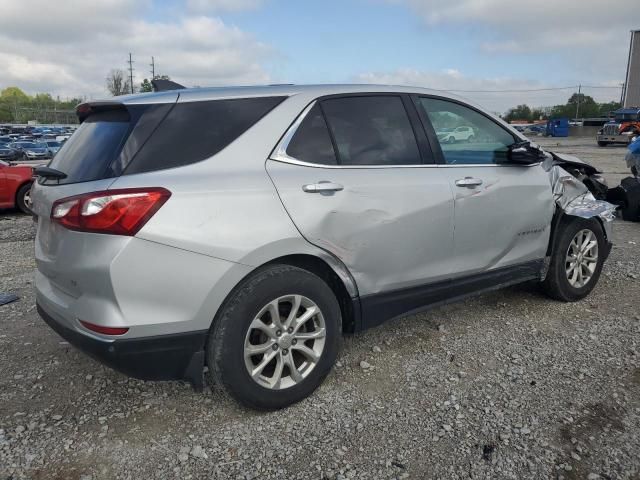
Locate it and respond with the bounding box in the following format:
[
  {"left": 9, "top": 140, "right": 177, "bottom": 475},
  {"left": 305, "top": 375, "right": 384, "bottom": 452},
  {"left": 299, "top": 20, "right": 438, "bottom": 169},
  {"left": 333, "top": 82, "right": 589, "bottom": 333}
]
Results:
[
  {"left": 207, "top": 265, "right": 341, "bottom": 410},
  {"left": 16, "top": 183, "right": 33, "bottom": 214},
  {"left": 542, "top": 218, "right": 606, "bottom": 301}
]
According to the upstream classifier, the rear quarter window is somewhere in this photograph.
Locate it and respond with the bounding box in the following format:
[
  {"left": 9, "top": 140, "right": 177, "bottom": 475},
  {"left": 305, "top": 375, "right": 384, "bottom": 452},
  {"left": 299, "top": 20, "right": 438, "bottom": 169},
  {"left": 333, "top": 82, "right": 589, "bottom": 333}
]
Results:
[{"left": 124, "top": 96, "right": 286, "bottom": 175}]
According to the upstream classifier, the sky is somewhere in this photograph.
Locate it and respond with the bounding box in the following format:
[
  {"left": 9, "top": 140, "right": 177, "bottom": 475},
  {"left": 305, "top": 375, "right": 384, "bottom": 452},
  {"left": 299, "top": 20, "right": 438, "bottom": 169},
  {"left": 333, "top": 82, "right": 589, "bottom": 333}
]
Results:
[{"left": 0, "top": 0, "right": 637, "bottom": 113}]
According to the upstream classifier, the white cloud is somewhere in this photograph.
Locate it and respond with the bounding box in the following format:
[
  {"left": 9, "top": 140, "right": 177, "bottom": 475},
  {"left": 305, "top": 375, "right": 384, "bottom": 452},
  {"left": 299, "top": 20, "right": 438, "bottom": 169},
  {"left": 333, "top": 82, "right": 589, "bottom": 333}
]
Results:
[
  {"left": 388, "top": 0, "right": 637, "bottom": 79},
  {"left": 186, "top": 0, "right": 263, "bottom": 12},
  {"left": 354, "top": 68, "right": 622, "bottom": 113},
  {"left": 0, "top": 0, "right": 272, "bottom": 99}
]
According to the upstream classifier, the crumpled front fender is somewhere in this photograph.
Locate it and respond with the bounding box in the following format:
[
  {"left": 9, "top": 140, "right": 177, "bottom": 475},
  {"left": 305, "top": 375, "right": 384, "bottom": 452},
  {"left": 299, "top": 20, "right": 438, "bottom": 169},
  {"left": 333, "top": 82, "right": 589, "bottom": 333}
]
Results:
[{"left": 544, "top": 157, "right": 616, "bottom": 239}]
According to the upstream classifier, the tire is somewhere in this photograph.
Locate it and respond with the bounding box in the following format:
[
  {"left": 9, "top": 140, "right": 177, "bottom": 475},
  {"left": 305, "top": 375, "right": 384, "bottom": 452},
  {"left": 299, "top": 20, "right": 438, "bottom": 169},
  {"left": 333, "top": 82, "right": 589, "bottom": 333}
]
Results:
[
  {"left": 448, "top": 136, "right": 456, "bottom": 144},
  {"left": 207, "top": 264, "right": 341, "bottom": 410},
  {"left": 16, "top": 182, "right": 33, "bottom": 214},
  {"left": 541, "top": 217, "right": 606, "bottom": 302},
  {"left": 597, "top": 141, "right": 609, "bottom": 147},
  {"left": 467, "top": 135, "right": 475, "bottom": 143}
]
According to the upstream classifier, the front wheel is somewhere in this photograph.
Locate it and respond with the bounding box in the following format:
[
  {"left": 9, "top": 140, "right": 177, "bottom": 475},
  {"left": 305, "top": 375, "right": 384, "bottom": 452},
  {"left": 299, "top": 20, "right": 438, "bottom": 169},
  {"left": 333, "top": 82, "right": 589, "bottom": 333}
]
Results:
[
  {"left": 207, "top": 265, "right": 341, "bottom": 410},
  {"left": 16, "top": 183, "right": 33, "bottom": 214},
  {"left": 597, "top": 141, "right": 609, "bottom": 147},
  {"left": 542, "top": 217, "right": 606, "bottom": 302}
]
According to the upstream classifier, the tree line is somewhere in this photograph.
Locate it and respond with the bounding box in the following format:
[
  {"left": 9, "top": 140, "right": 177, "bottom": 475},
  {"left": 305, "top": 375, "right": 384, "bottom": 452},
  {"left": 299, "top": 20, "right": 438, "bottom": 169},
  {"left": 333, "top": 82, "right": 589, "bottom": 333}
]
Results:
[
  {"left": 106, "top": 69, "right": 171, "bottom": 96},
  {"left": 503, "top": 93, "right": 621, "bottom": 122},
  {"left": 0, "top": 87, "right": 82, "bottom": 124}
]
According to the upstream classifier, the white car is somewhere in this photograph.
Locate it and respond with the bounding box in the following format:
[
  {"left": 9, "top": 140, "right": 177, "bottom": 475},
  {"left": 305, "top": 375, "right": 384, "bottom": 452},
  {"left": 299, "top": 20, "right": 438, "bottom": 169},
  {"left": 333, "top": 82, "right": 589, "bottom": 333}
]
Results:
[{"left": 438, "top": 126, "right": 475, "bottom": 143}]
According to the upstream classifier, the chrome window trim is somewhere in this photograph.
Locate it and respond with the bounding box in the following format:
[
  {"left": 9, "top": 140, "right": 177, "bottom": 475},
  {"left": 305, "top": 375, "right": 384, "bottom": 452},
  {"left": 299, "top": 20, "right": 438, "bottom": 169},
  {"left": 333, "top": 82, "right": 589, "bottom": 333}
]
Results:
[{"left": 269, "top": 100, "right": 541, "bottom": 170}]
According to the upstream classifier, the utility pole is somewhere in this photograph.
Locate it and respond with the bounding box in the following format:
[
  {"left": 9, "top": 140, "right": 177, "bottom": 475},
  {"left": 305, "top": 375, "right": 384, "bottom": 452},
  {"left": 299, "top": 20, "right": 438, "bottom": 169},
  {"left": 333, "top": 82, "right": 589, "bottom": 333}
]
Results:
[
  {"left": 127, "top": 53, "right": 135, "bottom": 94},
  {"left": 150, "top": 56, "right": 155, "bottom": 80},
  {"left": 575, "top": 84, "right": 581, "bottom": 120}
]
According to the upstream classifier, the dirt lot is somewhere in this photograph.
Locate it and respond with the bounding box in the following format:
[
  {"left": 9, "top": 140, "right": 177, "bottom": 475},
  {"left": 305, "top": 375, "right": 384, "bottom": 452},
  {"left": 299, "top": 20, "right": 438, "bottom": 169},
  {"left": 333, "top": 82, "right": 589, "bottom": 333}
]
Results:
[{"left": 1, "top": 137, "right": 639, "bottom": 480}]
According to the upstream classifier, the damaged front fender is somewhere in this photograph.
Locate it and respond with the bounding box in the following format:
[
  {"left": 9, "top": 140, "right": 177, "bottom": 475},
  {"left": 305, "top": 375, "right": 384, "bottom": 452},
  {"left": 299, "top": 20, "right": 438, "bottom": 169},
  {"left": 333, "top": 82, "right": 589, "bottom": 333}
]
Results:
[{"left": 544, "top": 155, "right": 616, "bottom": 238}]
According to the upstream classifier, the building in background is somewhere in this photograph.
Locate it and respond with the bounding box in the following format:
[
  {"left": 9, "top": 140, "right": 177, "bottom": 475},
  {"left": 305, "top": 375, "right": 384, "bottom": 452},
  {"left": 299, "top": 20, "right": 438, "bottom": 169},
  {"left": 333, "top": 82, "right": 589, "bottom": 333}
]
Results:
[{"left": 623, "top": 29, "right": 640, "bottom": 108}]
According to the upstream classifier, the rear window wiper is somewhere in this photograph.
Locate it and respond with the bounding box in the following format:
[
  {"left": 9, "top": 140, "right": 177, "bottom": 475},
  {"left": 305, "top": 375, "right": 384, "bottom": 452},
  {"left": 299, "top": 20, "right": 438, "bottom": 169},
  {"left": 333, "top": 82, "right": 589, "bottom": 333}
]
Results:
[{"left": 34, "top": 166, "right": 67, "bottom": 180}]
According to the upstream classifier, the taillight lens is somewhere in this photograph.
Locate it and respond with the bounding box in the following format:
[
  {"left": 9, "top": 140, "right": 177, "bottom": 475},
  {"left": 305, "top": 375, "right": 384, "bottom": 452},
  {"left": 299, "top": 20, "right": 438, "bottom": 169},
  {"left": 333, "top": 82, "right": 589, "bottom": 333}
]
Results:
[{"left": 51, "top": 188, "right": 171, "bottom": 236}]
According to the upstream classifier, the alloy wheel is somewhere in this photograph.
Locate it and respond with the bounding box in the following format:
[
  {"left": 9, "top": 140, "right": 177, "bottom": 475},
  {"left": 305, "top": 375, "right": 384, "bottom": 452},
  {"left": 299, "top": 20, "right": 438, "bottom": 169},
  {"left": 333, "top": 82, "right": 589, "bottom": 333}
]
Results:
[
  {"left": 243, "top": 294, "right": 326, "bottom": 390},
  {"left": 565, "top": 229, "right": 599, "bottom": 288}
]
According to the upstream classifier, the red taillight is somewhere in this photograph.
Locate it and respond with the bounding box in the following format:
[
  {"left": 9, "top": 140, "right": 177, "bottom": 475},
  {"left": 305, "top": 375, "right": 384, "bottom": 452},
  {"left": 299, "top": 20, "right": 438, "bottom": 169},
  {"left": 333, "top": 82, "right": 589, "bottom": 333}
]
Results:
[
  {"left": 79, "top": 320, "right": 129, "bottom": 336},
  {"left": 51, "top": 188, "right": 171, "bottom": 236}
]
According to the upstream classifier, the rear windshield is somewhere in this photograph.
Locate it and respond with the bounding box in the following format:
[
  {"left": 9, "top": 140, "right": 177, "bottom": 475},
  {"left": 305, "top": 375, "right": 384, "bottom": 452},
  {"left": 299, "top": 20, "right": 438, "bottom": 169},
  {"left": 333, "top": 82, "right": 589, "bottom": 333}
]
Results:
[
  {"left": 42, "top": 96, "right": 285, "bottom": 185},
  {"left": 44, "top": 110, "right": 132, "bottom": 185}
]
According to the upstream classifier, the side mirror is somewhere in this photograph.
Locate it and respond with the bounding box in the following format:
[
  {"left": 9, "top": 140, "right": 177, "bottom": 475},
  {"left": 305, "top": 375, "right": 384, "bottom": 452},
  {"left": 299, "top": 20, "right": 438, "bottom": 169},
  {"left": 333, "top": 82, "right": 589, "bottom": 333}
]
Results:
[{"left": 507, "top": 141, "right": 545, "bottom": 165}]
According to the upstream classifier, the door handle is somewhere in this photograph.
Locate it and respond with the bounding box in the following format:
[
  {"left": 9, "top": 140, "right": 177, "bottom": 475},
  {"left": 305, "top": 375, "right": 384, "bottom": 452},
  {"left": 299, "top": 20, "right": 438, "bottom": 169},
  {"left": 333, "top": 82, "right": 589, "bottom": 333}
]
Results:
[
  {"left": 302, "top": 182, "right": 344, "bottom": 193},
  {"left": 455, "top": 177, "right": 483, "bottom": 188}
]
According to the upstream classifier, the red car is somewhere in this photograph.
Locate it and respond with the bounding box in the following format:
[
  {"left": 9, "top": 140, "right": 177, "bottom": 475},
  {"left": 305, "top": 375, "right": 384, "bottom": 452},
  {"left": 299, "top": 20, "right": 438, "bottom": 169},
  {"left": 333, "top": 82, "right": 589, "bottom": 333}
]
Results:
[{"left": 0, "top": 160, "right": 35, "bottom": 213}]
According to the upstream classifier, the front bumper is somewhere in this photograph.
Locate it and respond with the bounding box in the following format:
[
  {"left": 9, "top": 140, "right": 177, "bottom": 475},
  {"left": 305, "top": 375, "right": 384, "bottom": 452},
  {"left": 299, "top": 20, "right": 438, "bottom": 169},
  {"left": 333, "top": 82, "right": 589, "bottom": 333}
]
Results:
[{"left": 37, "top": 303, "right": 207, "bottom": 389}]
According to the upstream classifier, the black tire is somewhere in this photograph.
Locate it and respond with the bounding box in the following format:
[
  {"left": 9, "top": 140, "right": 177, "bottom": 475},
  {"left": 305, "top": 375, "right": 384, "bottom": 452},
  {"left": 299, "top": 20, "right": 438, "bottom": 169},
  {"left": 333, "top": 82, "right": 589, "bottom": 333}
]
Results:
[
  {"left": 15, "top": 182, "right": 33, "bottom": 214},
  {"left": 207, "top": 264, "right": 341, "bottom": 410},
  {"left": 597, "top": 141, "right": 609, "bottom": 147},
  {"left": 448, "top": 136, "right": 455, "bottom": 144},
  {"left": 541, "top": 217, "right": 606, "bottom": 302}
]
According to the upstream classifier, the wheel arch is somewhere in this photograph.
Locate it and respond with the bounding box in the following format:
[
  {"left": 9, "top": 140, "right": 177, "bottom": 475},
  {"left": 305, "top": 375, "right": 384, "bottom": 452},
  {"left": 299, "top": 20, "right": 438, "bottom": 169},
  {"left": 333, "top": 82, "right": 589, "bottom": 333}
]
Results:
[{"left": 262, "top": 253, "right": 359, "bottom": 333}]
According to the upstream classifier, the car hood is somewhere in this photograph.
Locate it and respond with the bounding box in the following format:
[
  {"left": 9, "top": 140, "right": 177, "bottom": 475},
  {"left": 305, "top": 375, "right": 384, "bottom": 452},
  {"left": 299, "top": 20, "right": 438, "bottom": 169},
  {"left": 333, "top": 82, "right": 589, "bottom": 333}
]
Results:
[
  {"left": 25, "top": 148, "right": 47, "bottom": 153},
  {"left": 547, "top": 151, "right": 600, "bottom": 175}
]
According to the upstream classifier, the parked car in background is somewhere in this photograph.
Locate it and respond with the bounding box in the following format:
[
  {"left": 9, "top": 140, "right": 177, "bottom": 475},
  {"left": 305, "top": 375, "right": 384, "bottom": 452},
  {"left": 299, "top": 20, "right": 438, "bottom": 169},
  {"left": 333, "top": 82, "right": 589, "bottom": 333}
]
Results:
[
  {"left": 9, "top": 141, "right": 51, "bottom": 162},
  {"left": 43, "top": 140, "right": 63, "bottom": 156},
  {"left": 32, "top": 84, "right": 615, "bottom": 410},
  {"left": 436, "top": 125, "right": 475, "bottom": 143},
  {"left": 0, "top": 145, "right": 20, "bottom": 162},
  {"left": 0, "top": 160, "right": 34, "bottom": 213}
]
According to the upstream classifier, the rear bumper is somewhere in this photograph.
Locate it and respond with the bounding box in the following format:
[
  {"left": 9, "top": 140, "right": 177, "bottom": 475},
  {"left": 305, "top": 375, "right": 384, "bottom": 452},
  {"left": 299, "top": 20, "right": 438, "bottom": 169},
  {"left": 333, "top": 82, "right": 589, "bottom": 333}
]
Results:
[{"left": 37, "top": 303, "right": 207, "bottom": 389}]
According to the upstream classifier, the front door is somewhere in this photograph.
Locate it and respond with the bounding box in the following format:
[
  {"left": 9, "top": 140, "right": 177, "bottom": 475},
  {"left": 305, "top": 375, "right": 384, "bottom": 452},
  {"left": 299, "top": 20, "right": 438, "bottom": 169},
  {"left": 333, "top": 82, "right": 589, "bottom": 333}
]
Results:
[
  {"left": 415, "top": 96, "right": 555, "bottom": 276},
  {"left": 267, "top": 95, "right": 455, "bottom": 296}
]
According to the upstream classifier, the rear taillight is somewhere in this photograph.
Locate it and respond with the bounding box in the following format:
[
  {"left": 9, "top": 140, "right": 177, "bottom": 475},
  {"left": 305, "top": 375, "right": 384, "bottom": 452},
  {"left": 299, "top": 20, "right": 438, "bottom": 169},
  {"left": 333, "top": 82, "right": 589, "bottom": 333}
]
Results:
[
  {"left": 79, "top": 320, "right": 129, "bottom": 336},
  {"left": 51, "top": 187, "right": 170, "bottom": 236}
]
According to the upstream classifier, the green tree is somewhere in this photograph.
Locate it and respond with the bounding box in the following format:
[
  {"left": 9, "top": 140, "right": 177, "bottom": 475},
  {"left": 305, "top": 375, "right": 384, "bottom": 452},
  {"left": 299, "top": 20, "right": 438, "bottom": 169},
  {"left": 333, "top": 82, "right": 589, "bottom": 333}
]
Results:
[
  {"left": 140, "top": 78, "right": 153, "bottom": 92},
  {"left": 505, "top": 104, "right": 533, "bottom": 122},
  {"left": 1, "top": 86, "right": 29, "bottom": 102}
]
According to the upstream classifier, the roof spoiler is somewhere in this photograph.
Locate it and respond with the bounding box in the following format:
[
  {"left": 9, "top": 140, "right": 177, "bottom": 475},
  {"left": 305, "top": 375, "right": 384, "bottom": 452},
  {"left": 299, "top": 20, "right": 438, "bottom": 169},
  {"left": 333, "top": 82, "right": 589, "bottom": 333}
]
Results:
[{"left": 152, "top": 79, "right": 186, "bottom": 92}]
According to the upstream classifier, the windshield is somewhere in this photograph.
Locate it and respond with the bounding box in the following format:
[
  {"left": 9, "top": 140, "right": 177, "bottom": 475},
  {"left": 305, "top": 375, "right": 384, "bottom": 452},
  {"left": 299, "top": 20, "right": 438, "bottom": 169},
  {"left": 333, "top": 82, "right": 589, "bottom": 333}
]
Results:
[
  {"left": 46, "top": 141, "right": 61, "bottom": 147},
  {"left": 18, "top": 142, "right": 41, "bottom": 148}
]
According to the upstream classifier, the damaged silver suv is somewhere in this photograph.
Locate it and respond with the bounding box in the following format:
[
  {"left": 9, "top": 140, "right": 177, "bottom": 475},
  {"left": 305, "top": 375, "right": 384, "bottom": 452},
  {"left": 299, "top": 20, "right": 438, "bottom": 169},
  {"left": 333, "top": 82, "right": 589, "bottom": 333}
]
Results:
[{"left": 31, "top": 84, "right": 615, "bottom": 410}]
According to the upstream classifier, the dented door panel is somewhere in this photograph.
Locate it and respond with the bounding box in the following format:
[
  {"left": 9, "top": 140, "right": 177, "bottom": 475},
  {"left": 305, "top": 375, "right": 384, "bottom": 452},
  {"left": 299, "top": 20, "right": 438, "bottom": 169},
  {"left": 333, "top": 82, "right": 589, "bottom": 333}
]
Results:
[
  {"left": 266, "top": 160, "right": 455, "bottom": 296},
  {"left": 440, "top": 164, "right": 555, "bottom": 276}
]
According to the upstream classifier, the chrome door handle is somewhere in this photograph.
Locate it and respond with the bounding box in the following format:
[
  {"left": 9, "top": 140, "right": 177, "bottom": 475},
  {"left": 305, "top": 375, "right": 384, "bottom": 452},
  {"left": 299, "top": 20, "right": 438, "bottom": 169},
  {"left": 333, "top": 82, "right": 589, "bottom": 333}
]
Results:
[
  {"left": 455, "top": 177, "right": 483, "bottom": 188},
  {"left": 302, "top": 182, "right": 344, "bottom": 193}
]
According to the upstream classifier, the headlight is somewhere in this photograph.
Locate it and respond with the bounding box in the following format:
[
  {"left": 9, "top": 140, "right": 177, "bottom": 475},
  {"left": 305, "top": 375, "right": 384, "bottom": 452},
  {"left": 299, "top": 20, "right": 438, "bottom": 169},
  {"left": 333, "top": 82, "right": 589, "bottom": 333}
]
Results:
[{"left": 591, "top": 174, "right": 608, "bottom": 187}]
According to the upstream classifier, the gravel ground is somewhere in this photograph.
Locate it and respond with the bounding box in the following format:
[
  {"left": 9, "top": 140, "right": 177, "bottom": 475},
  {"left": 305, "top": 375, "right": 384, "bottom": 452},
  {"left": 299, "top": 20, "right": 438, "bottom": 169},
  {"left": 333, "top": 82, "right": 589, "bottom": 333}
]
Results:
[{"left": 1, "top": 137, "right": 639, "bottom": 480}]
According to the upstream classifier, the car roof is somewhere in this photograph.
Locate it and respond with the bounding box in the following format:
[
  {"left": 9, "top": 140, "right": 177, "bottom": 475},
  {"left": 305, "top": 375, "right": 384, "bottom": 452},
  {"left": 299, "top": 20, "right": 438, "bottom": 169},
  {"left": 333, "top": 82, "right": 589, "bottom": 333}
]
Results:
[{"left": 104, "top": 83, "right": 471, "bottom": 105}]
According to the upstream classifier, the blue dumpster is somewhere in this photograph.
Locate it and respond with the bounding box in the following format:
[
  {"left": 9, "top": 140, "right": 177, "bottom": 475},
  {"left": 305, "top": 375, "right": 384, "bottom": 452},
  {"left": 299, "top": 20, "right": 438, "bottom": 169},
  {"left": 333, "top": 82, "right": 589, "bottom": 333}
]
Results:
[{"left": 546, "top": 118, "right": 569, "bottom": 137}]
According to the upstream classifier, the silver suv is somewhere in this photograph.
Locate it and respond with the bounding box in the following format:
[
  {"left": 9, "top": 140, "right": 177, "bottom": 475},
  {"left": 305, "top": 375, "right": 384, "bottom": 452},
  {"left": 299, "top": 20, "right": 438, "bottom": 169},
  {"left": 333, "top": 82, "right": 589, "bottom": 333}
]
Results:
[{"left": 32, "top": 84, "right": 615, "bottom": 410}]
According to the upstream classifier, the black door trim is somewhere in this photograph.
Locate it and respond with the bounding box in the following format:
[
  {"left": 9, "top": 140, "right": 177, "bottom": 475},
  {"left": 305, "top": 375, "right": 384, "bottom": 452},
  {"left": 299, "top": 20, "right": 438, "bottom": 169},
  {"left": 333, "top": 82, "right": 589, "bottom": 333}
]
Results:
[{"left": 356, "top": 259, "right": 544, "bottom": 331}]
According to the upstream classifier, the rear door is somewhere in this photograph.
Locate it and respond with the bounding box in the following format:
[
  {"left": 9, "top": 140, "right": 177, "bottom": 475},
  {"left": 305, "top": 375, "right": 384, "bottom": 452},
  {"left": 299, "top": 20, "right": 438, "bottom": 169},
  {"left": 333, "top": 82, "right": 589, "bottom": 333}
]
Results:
[
  {"left": 267, "top": 94, "right": 455, "bottom": 296},
  {"left": 414, "top": 96, "right": 554, "bottom": 276}
]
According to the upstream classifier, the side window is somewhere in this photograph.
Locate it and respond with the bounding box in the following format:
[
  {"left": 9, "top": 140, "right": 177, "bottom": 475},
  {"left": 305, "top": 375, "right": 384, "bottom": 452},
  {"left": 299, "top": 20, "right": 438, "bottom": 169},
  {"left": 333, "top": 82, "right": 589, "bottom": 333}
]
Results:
[
  {"left": 125, "top": 96, "right": 286, "bottom": 175},
  {"left": 321, "top": 96, "right": 422, "bottom": 166},
  {"left": 286, "top": 104, "right": 337, "bottom": 165},
  {"left": 418, "top": 97, "right": 516, "bottom": 165}
]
